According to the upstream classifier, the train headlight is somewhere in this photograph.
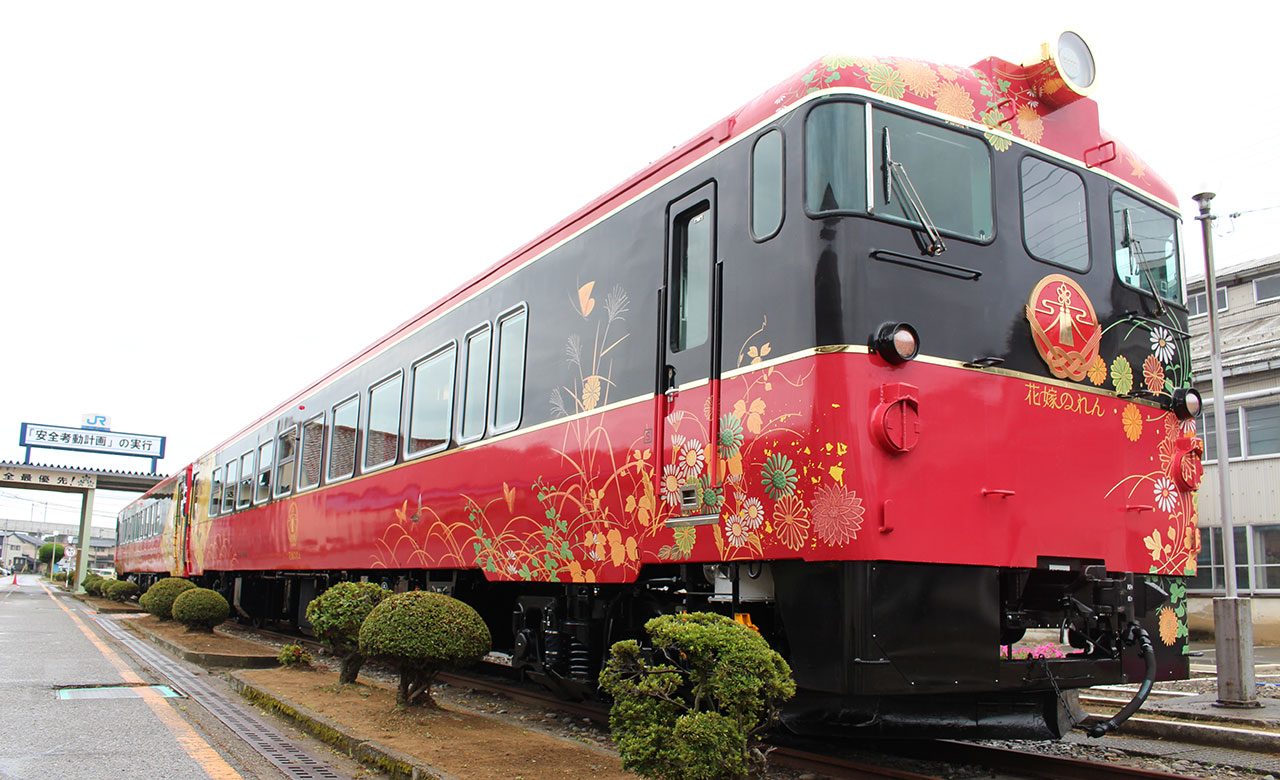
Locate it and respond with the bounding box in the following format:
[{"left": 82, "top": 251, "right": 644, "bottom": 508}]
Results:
[
  {"left": 1171, "top": 387, "right": 1202, "bottom": 420},
  {"left": 872, "top": 323, "right": 919, "bottom": 364},
  {"left": 1055, "top": 31, "right": 1095, "bottom": 90}
]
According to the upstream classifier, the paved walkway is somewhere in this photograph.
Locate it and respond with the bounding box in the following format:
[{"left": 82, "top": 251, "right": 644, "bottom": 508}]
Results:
[{"left": 0, "top": 574, "right": 248, "bottom": 779}]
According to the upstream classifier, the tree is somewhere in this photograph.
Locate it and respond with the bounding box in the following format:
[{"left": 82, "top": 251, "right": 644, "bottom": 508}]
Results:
[
  {"left": 358, "top": 591, "right": 490, "bottom": 707},
  {"left": 38, "top": 543, "right": 65, "bottom": 574},
  {"left": 305, "top": 581, "right": 388, "bottom": 684},
  {"left": 599, "top": 612, "right": 796, "bottom": 780}
]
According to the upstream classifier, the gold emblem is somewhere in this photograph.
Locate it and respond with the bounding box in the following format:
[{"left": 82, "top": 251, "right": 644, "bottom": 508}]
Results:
[{"left": 1026, "top": 275, "right": 1101, "bottom": 381}]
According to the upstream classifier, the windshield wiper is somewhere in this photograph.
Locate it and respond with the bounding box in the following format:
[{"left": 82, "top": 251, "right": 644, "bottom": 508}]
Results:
[
  {"left": 1122, "top": 208, "right": 1166, "bottom": 317},
  {"left": 882, "top": 127, "right": 946, "bottom": 256}
]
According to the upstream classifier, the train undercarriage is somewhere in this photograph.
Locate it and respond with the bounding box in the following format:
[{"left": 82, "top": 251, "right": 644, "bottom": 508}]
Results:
[{"left": 144, "top": 558, "right": 1177, "bottom": 740}]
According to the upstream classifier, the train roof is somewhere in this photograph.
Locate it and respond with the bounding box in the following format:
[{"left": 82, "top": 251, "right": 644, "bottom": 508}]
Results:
[{"left": 192, "top": 44, "right": 1178, "bottom": 468}]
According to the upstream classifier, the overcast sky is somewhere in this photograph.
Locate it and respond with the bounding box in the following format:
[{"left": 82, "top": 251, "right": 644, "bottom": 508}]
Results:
[{"left": 2, "top": 2, "right": 1276, "bottom": 529}]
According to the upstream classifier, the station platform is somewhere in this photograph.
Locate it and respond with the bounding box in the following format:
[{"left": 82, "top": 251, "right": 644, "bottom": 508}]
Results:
[{"left": 0, "top": 573, "right": 350, "bottom": 780}]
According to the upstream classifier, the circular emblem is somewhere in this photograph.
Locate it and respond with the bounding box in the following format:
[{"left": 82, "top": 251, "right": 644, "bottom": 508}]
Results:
[
  {"left": 1025, "top": 274, "right": 1101, "bottom": 381},
  {"left": 287, "top": 503, "right": 300, "bottom": 549}
]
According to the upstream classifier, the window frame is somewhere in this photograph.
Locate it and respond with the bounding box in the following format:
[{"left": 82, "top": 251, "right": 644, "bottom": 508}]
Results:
[
  {"left": 459, "top": 323, "right": 492, "bottom": 445},
  {"left": 1109, "top": 188, "right": 1183, "bottom": 304},
  {"left": 222, "top": 459, "right": 238, "bottom": 513},
  {"left": 1255, "top": 273, "right": 1280, "bottom": 304},
  {"left": 236, "top": 450, "right": 255, "bottom": 510},
  {"left": 326, "top": 394, "right": 360, "bottom": 484},
  {"left": 273, "top": 424, "right": 298, "bottom": 499},
  {"left": 255, "top": 440, "right": 273, "bottom": 504},
  {"left": 406, "top": 341, "right": 457, "bottom": 460},
  {"left": 750, "top": 127, "right": 785, "bottom": 242},
  {"left": 1187, "top": 286, "right": 1229, "bottom": 318},
  {"left": 1018, "top": 153, "right": 1091, "bottom": 272},
  {"left": 210, "top": 467, "right": 223, "bottom": 516},
  {"left": 670, "top": 201, "right": 713, "bottom": 354},
  {"left": 491, "top": 304, "right": 528, "bottom": 435},
  {"left": 363, "top": 369, "right": 403, "bottom": 472},
  {"left": 296, "top": 412, "right": 326, "bottom": 493}
]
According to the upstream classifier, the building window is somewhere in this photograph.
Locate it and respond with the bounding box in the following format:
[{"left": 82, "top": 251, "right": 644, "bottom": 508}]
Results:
[
  {"left": 1187, "top": 286, "right": 1228, "bottom": 317},
  {"left": 274, "top": 426, "right": 297, "bottom": 497},
  {"left": 461, "top": 326, "right": 491, "bottom": 442},
  {"left": 1202, "top": 408, "right": 1243, "bottom": 461},
  {"left": 1189, "top": 525, "right": 1280, "bottom": 593},
  {"left": 1256, "top": 273, "right": 1280, "bottom": 303},
  {"left": 1112, "top": 190, "right": 1181, "bottom": 302},
  {"left": 328, "top": 396, "right": 359, "bottom": 482},
  {"left": 408, "top": 344, "right": 456, "bottom": 456},
  {"left": 1020, "top": 156, "right": 1088, "bottom": 270},
  {"left": 297, "top": 414, "right": 325, "bottom": 491},
  {"left": 751, "top": 129, "right": 784, "bottom": 241},
  {"left": 1203, "top": 402, "right": 1280, "bottom": 461},
  {"left": 365, "top": 372, "right": 402, "bottom": 470},
  {"left": 256, "top": 440, "right": 273, "bottom": 503},
  {"left": 493, "top": 307, "right": 527, "bottom": 433},
  {"left": 236, "top": 451, "right": 254, "bottom": 510}
]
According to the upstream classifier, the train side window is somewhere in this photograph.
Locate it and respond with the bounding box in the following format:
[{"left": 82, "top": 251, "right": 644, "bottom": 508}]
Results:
[
  {"left": 1112, "top": 191, "right": 1181, "bottom": 302},
  {"left": 492, "top": 307, "right": 527, "bottom": 433},
  {"left": 256, "top": 440, "right": 273, "bottom": 503},
  {"left": 297, "top": 413, "right": 325, "bottom": 491},
  {"left": 328, "top": 396, "right": 359, "bottom": 482},
  {"left": 460, "top": 325, "right": 491, "bottom": 442},
  {"left": 871, "top": 109, "right": 993, "bottom": 241},
  {"left": 274, "top": 425, "right": 297, "bottom": 497},
  {"left": 365, "top": 371, "right": 402, "bottom": 471},
  {"left": 223, "top": 460, "right": 238, "bottom": 512},
  {"left": 408, "top": 344, "right": 456, "bottom": 456},
  {"left": 210, "top": 468, "right": 222, "bottom": 515},
  {"left": 805, "top": 101, "right": 866, "bottom": 214},
  {"left": 1020, "top": 156, "right": 1089, "bottom": 271},
  {"left": 672, "top": 204, "right": 711, "bottom": 352},
  {"left": 236, "top": 451, "right": 255, "bottom": 509},
  {"left": 751, "top": 129, "right": 784, "bottom": 241}
]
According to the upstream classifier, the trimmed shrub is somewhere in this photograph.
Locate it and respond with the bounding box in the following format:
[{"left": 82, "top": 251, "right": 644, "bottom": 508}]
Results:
[
  {"left": 106, "top": 579, "right": 140, "bottom": 603},
  {"left": 82, "top": 573, "right": 103, "bottom": 595},
  {"left": 358, "top": 591, "right": 491, "bottom": 707},
  {"left": 278, "top": 644, "right": 313, "bottom": 668},
  {"left": 305, "top": 581, "right": 388, "bottom": 684},
  {"left": 171, "top": 587, "right": 230, "bottom": 631},
  {"left": 52, "top": 572, "right": 68, "bottom": 583},
  {"left": 599, "top": 612, "right": 796, "bottom": 780},
  {"left": 141, "top": 577, "right": 197, "bottom": 620}
]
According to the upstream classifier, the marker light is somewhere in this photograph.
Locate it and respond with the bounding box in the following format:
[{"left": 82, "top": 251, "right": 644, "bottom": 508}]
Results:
[
  {"left": 872, "top": 323, "right": 919, "bottom": 364},
  {"left": 1171, "top": 387, "right": 1202, "bottom": 420}
]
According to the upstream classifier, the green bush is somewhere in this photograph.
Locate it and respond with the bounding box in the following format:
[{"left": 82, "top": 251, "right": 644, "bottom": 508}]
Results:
[
  {"left": 599, "top": 612, "right": 796, "bottom": 780},
  {"left": 305, "top": 581, "right": 387, "bottom": 684},
  {"left": 358, "top": 591, "right": 491, "bottom": 707},
  {"left": 141, "top": 577, "right": 197, "bottom": 620},
  {"left": 52, "top": 572, "right": 68, "bottom": 583},
  {"left": 106, "top": 580, "right": 140, "bottom": 603},
  {"left": 278, "top": 644, "right": 313, "bottom": 668},
  {"left": 82, "top": 573, "right": 103, "bottom": 595},
  {"left": 171, "top": 588, "right": 230, "bottom": 631}
]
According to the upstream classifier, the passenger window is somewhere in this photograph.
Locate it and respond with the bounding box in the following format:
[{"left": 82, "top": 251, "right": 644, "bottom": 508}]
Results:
[
  {"left": 493, "top": 308, "right": 527, "bottom": 433},
  {"left": 256, "top": 440, "right": 273, "bottom": 503},
  {"left": 805, "top": 101, "right": 866, "bottom": 213},
  {"left": 328, "top": 396, "right": 359, "bottom": 481},
  {"left": 672, "top": 204, "right": 711, "bottom": 352},
  {"left": 872, "top": 110, "right": 993, "bottom": 240},
  {"left": 210, "top": 468, "right": 222, "bottom": 515},
  {"left": 298, "top": 414, "right": 325, "bottom": 490},
  {"left": 274, "top": 426, "right": 297, "bottom": 497},
  {"left": 365, "top": 372, "right": 402, "bottom": 470},
  {"left": 1021, "top": 157, "right": 1089, "bottom": 270},
  {"left": 223, "top": 460, "right": 238, "bottom": 512},
  {"left": 461, "top": 326, "right": 491, "bottom": 442},
  {"left": 1112, "top": 191, "right": 1181, "bottom": 301},
  {"left": 408, "top": 345, "right": 456, "bottom": 456},
  {"left": 751, "top": 129, "right": 784, "bottom": 240},
  {"left": 237, "top": 451, "right": 254, "bottom": 509}
]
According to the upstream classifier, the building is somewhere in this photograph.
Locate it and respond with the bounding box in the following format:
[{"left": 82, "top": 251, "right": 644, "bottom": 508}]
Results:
[
  {"left": 1186, "top": 253, "right": 1280, "bottom": 641},
  {"left": 1, "top": 531, "right": 43, "bottom": 572}
]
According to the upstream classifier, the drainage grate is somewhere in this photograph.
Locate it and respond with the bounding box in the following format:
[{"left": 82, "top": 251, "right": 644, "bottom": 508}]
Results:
[
  {"left": 57, "top": 684, "right": 182, "bottom": 700},
  {"left": 91, "top": 612, "right": 346, "bottom": 780}
]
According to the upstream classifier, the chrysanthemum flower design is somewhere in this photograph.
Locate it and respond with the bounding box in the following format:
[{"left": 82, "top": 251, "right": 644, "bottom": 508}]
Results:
[
  {"left": 718, "top": 414, "right": 744, "bottom": 459},
  {"left": 1158, "top": 605, "right": 1179, "bottom": 646},
  {"left": 811, "top": 483, "right": 864, "bottom": 546},
  {"left": 740, "top": 497, "right": 765, "bottom": 531},
  {"left": 1150, "top": 326, "right": 1176, "bottom": 364},
  {"left": 724, "top": 514, "right": 751, "bottom": 548},
  {"left": 675, "top": 437, "right": 704, "bottom": 480},
  {"left": 1112, "top": 356, "right": 1134, "bottom": 395},
  {"left": 1153, "top": 477, "right": 1179, "bottom": 513},
  {"left": 1122, "top": 403, "right": 1144, "bottom": 442},
  {"left": 1142, "top": 355, "right": 1165, "bottom": 395},
  {"left": 760, "top": 453, "right": 798, "bottom": 500},
  {"left": 1087, "top": 356, "right": 1107, "bottom": 386},
  {"left": 661, "top": 465, "right": 683, "bottom": 508},
  {"left": 773, "top": 495, "right": 810, "bottom": 551}
]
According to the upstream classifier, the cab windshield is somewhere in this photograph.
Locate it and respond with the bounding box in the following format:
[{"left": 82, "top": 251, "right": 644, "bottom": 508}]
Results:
[{"left": 1112, "top": 191, "right": 1181, "bottom": 302}]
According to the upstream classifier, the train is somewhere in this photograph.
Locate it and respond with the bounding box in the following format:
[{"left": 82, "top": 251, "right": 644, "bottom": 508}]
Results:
[{"left": 117, "top": 32, "right": 1204, "bottom": 739}]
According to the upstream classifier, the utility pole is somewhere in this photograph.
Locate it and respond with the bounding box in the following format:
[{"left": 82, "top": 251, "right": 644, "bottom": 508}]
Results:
[{"left": 1193, "top": 191, "right": 1258, "bottom": 708}]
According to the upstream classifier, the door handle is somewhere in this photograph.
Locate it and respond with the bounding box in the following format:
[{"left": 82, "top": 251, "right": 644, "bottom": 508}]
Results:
[{"left": 664, "top": 365, "right": 679, "bottom": 401}]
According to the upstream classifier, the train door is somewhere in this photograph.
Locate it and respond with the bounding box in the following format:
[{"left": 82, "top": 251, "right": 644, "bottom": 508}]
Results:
[
  {"left": 173, "top": 464, "right": 194, "bottom": 576},
  {"left": 658, "top": 182, "right": 724, "bottom": 521}
]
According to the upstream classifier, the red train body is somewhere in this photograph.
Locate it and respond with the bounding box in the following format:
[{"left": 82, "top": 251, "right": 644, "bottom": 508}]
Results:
[{"left": 118, "top": 35, "right": 1201, "bottom": 739}]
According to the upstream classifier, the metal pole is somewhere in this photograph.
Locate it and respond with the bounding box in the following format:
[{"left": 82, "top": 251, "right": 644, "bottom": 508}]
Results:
[{"left": 1193, "top": 191, "right": 1257, "bottom": 707}]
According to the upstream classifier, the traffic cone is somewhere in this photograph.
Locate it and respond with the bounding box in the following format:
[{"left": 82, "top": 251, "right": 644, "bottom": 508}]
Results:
[{"left": 10, "top": 573, "right": 16, "bottom": 585}]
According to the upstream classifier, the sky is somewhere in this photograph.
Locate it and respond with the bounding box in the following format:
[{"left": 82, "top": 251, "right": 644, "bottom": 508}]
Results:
[{"left": 2, "top": 2, "right": 1277, "bottom": 529}]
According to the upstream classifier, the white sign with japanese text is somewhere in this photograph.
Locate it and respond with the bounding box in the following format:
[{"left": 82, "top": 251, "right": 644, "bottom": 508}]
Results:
[
  {"left": 19, "top": 423, "right": 165, "bottom": 459},
  {"left": 0, "top": 465, "right": 97, "bottom": 490}
]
